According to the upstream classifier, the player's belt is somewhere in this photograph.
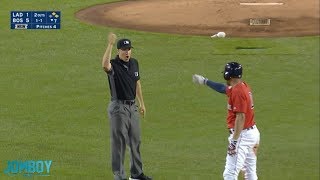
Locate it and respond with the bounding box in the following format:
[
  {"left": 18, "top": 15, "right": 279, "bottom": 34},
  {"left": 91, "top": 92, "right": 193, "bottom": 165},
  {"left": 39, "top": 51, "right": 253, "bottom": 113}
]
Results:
[
  {"left": 244, "top": 125, "right": 256, "bottom": 130},
  {"left": 229, "top": 125, "right": 256, "bottom": 134}
]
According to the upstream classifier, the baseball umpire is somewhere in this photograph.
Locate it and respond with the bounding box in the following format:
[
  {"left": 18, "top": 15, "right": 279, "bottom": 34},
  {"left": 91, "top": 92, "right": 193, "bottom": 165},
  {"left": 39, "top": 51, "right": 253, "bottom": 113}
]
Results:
[
  {"left": 192, "top": 62, "right": 260, "bottom": 180},
  {"left": 102, "top": 32, "right": 152, "bottom": 180}
]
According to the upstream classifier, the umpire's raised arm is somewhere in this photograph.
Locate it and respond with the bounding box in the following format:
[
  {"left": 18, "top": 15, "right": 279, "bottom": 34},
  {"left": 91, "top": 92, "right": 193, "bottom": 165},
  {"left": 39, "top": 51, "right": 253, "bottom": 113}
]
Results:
[{"left": 102, "top": 32, "right": 117, "bottom": 72}]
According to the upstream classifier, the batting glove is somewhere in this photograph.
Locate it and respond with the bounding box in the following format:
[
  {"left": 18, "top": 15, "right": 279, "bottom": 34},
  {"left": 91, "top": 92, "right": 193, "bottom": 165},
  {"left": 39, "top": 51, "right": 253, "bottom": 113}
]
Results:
[
  {"left": 227, "top": 140, "right": 237, "bottom": 156},
  {"left": 192, "top": 74, "right": 208, "bottom": 85}
]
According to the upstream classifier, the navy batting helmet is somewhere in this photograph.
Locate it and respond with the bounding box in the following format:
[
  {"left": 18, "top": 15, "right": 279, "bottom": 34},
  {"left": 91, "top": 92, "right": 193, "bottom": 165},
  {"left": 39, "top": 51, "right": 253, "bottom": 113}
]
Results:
[{"left": 223, "top": 62, "right": 242, "bottom": 80}]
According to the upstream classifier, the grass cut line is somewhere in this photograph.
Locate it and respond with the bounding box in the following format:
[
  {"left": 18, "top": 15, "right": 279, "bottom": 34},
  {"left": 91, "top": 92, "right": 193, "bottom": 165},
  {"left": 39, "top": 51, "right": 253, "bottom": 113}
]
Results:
[{"left": 240, "top": 3, "right": 284, "bottom": 5}]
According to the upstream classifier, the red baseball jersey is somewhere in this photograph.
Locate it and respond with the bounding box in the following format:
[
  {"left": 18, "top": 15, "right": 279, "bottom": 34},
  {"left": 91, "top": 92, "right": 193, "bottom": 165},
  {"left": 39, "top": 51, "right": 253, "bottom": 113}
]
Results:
[{"left": 226, "top": 82, "right": 255, "bottom": 129}]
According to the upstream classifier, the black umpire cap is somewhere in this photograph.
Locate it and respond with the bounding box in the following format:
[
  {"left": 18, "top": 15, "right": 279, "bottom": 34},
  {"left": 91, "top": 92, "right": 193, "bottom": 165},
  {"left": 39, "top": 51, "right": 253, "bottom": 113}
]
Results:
[{"left": 117, "top": 38, "right": 133, "bottom": 49}]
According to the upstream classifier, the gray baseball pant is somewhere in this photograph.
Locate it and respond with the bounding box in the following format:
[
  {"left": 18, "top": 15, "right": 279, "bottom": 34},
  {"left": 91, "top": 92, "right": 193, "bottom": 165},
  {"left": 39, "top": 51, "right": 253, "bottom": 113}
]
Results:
[{"left": 108, "top": 100, "right": 143, "bottom": 180}]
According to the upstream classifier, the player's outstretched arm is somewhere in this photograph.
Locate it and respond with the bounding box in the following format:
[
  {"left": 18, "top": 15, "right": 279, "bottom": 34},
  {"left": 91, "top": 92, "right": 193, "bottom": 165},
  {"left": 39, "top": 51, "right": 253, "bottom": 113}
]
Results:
[
  {"left": 192, "top": 74, "right": 226, "bottom": 94},
  {"left": 206, "top": 79, "right": 226, "bottom": 94}
]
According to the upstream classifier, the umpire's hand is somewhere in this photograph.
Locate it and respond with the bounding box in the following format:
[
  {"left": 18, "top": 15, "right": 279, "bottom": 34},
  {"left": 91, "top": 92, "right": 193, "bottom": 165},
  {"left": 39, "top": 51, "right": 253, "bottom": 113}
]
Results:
[
  {"left": 139, "top": 104, "right": 146, "bottom": 118},
  {"left": 108, "top": 32, "right": 117, "bottom": 45}
]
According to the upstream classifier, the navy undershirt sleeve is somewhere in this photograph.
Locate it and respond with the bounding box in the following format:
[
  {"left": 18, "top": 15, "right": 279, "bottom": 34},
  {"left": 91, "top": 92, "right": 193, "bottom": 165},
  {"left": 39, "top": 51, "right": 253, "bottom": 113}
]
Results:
[{"left": 206, "top": 79, "right": 226, "bottom": 94}]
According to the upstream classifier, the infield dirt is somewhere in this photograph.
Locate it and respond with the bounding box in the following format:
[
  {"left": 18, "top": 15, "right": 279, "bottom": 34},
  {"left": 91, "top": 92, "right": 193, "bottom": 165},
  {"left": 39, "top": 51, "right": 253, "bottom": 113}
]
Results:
[{"left": 75, "top": 0, "right": 319, "bottom": 37}]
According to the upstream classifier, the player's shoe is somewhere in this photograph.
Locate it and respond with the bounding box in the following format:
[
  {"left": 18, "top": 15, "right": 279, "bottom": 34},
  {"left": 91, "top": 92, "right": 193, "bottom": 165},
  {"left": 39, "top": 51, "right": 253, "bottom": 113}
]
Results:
[{"left": 129, "top": 173, "right": 152, "bottom": 180}]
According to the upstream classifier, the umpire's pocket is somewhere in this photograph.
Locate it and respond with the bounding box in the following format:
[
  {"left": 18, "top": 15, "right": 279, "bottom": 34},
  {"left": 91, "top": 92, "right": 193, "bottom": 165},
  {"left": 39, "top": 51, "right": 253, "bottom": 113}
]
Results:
[
  {"left": 108, "top": 102, "right": 121, "bottom": 115},
  {"left": 110, "top": 105, "right": 121, "bottom": 115}
]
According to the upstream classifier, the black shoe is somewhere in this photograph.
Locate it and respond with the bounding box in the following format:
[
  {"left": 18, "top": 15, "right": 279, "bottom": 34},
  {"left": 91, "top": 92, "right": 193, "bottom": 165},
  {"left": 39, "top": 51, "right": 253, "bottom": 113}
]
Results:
[{"left": 129, "top": 173, "right": 152, "bottom": 180}]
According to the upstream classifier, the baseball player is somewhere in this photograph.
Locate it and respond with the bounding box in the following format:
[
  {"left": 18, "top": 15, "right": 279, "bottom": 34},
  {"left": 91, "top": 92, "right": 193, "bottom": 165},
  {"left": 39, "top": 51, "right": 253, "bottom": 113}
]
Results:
[
  {"left": 192, "top": 62, "right": 260, "bottom": 180},
  {"left": 102, "top": 32, "right": 152, "bottom": 180}
]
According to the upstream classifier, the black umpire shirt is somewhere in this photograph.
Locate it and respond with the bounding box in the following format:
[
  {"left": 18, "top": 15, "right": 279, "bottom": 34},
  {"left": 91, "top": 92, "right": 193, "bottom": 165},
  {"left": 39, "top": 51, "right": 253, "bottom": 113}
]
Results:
[{"left": 106, "top": 55, "right": 140, "bottom": 101}]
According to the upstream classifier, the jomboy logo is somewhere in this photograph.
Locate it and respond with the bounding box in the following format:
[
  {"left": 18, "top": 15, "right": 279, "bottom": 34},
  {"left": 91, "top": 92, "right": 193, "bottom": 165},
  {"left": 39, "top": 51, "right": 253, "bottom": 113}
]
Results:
[{"left": 4, "top": 160, "right": 52, "bottom": 177}]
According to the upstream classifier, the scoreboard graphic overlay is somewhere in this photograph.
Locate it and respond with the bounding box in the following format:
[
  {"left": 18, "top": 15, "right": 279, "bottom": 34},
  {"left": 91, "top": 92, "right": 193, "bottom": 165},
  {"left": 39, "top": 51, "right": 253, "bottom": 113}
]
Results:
[{"left": 11, "top": 11, "right": 61, "bottom": 30}]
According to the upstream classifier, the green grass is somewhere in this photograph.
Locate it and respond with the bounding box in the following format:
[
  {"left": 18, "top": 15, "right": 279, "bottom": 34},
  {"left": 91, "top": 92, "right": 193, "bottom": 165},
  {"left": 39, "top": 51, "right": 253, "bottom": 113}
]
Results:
[{"left": 0, "top": 0, "right": 319, "bottom": 179}]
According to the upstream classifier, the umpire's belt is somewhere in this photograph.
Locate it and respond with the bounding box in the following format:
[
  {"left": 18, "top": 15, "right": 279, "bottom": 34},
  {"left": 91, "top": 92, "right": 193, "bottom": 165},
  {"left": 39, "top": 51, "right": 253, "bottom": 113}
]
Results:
[
  {"left": 229, "top": 125, "right": 256, "bottom": 134},
  {"left": 117, "top": 100, "right": 135, "bottom": 106}
]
